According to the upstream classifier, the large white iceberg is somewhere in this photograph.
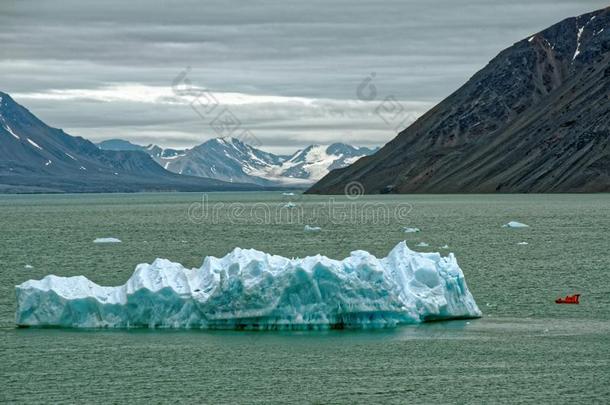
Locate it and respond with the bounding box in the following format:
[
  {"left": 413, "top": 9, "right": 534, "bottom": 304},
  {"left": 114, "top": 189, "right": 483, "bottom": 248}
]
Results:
[{"left": 15, "top": 242, "right": 481, "bottom": 329}]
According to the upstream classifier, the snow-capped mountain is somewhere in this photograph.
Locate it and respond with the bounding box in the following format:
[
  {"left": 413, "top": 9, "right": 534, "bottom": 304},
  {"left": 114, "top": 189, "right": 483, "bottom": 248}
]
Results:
[
  {"left": 0, "top": 92, "right": 263, "bottom": 193},
  {"left": 99, "top": 137, "right": 378, "bottom": 186},
  {"left": 97, "top": 139, "right": 187, "bottom": 160},
  {"left": 278, "top": 144, "right": 378, "bottom": 183}
]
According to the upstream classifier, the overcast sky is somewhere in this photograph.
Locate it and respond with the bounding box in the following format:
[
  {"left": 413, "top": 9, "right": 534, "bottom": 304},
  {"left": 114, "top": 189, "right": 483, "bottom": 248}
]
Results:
[{"left": 1, "top": 0, "right": 607, "bottom": 153}]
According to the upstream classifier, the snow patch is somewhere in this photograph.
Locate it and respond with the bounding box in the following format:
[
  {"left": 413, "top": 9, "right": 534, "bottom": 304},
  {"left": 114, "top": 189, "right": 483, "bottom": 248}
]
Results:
[
  {"left": 573, "top": 25, "right": 585, "bottom": 60},
  {"left": 3, "top": 123, "right": 20, "bottom": 140},
  {"left": 26, "top": 138, "right": 43, "bottom": 150},
  {"left": 15, "top": 242, "right": 481, "bottom": 328}
]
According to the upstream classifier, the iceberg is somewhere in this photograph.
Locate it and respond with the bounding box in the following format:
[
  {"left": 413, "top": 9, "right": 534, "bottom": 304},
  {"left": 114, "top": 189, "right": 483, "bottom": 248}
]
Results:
[
  {"left": 503, "top": 221, "right": 529, "bottom": 228},
  {"left": 15, "top": 242, "right": 481, "bottom": 329},
  {"left": 93, "top": 237, "right": 122, "bottom": 244}
]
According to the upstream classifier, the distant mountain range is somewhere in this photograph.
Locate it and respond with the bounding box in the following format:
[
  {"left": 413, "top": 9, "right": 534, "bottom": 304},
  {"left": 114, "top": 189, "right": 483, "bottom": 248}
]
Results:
[
  {"left": 0, "top": 92, "right": 264, "bottom": 193},
  {"left": 308, "top": 7, "right": 610, "bottom": 194},
  {"left": 98, "top": 138, "right": 378, "bottom": 186}
]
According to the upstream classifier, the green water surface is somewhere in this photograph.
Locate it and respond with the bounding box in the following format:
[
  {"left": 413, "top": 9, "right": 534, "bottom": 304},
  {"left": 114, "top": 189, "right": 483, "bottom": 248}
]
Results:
[{"left": 0, "top": 193, "right": 608, "bottom": 403}]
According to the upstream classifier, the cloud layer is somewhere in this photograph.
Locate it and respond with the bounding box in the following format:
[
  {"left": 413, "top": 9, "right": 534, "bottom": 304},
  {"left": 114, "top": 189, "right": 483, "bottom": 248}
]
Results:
[{"left": 1, "top": 0, "right": 606, "bottom": 152}]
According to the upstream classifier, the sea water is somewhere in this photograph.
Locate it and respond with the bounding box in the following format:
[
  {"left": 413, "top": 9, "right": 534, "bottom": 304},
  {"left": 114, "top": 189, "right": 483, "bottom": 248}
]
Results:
[{"left": 1, "top": 192, "right": 608, "bottom": 403}]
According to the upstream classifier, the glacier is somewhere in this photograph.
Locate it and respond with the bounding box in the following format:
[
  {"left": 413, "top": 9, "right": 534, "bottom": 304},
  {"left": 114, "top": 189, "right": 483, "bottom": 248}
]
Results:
[{"left": 15, "top": 242, "right": 481, "bottom": 329}]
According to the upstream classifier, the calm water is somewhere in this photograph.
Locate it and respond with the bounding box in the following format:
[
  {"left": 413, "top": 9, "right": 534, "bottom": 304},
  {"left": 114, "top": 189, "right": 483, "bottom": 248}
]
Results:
[{"left": 0, "top": 193, "right": 609, "bottom": 403}]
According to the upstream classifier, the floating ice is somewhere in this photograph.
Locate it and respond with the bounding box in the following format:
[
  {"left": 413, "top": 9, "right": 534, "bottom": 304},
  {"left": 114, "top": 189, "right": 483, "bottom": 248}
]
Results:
[
  {"left": 15, "top": 242, "right": 481, "bottom": 329},
  {"left": 517, "top": 242, "right": 529, "bottom": 245},
  {"left": 24, "top": 265, "right": 33, "bottom": 269},
  {"left": 283, "top": 202, "right": 297, "bottom": 208},
  {"left": 503, "top": 221, "right": 529, "bottom": 228},
  {"left": 304, "top": 225, "right": 321, "bottom": 233},
  {"left": 440, "top": 245, "right": 449, "bottom": 249},
  {"left": 93, "top": 238, "right": 122, "bottom": 244},
  {"left": 416, "top": 242, "right": 429, "bottom": 247},
  {"left": 403, "top": 227, "right": 420, "bottom": 233},
  {"left": 282, "top": 192, "right": 295, "bottom": 196}
]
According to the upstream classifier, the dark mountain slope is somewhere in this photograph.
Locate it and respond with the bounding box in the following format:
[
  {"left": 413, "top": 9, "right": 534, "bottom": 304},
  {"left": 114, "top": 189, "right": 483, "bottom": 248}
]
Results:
[
  {"left": 0, "top": 92, "right": 263, "bottom": 193},
  {"left": 308, "top": 7, "right": 610, "bottom": 194}
]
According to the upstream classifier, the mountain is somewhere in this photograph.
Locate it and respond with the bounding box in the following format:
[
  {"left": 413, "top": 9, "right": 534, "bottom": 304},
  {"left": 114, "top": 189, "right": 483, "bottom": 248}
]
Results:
[
  {"left": 308, "top": 7, "right": 610, "bottom": 194},
  {"left": 274, "top": 144, "right": 379, "bottom": 184},
  {"left": 0, "top": 92, "right": 264, "bottom": 193},
  {"left": 97, "top": 139, "right": 187, "bottom": 161},
  {"left": 99, "top": 137, "right": 378, "bottom": 186}
]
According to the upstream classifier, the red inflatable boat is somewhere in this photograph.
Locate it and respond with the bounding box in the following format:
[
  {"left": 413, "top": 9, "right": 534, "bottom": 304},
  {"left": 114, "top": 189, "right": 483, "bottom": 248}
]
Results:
[{"left": 555, "top": 294, "right": 580, "bottom": 304}]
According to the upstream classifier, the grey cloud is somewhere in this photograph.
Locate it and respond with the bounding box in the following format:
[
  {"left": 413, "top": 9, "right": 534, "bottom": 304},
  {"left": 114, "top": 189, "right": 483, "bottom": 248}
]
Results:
[{"left": 1, "top": 0, "right": 607, "bottom": 153}]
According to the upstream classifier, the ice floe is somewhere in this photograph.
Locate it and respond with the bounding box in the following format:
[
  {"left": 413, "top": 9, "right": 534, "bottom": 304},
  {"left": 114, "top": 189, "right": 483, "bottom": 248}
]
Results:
[
  {"left": 403, "top": 227, "right": 421, "bottom": 233},
  {"left": 503, "top": 221, "right": 529, "bottom": 228},
  {"left": 304, "top": 225, "right": 321, "bottom": 233},
  {"left": 93, "top": 238, "right": 122, "bottom": 244}
]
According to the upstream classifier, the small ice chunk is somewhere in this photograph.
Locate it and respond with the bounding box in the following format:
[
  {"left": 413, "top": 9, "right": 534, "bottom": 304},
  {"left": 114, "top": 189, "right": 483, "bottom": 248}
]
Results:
[
  {"left": 304, "top": 225, "right": 321, "bottom": 233},
  {"left": 283, "top": 202, "right": 296, "bottom": 208},
  {"left": 403, "top": 227, "right": 420, "bottom": 233},
  {"left": 517, "top": 242, "right": 529, "bottom": 245},
  {"left": 93, "top": 238, "right": 122, "bottom": 244},
  {"left": 503, "top": 221, "right": 529, "bottom": 228},
  {"left": 24, "top": 265, "right": 34, "bottom": 269},
  {"left": 440, "top": 244, "right": 449, "bottom": 249},
  {"left": 282, "top": 192, "right": 295, "bottom": 196},
  {"left": 416, "top": 242, "right": 429, "bottom": 247}
]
